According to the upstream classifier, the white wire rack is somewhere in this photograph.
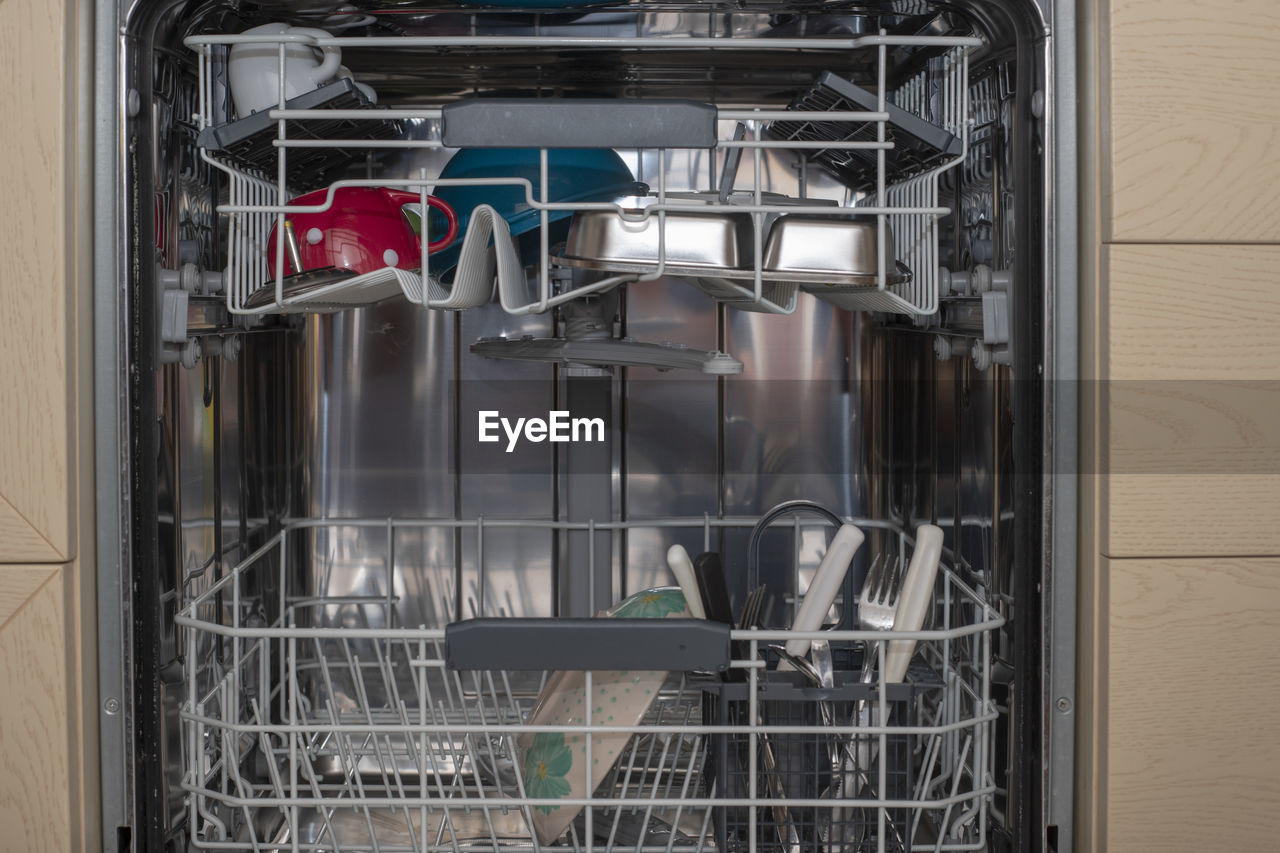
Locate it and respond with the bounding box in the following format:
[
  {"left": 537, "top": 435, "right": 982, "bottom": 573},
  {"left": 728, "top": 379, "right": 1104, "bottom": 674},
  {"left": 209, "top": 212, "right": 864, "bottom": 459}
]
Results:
[
  {"left": 177, "top": 515, "right": 1001, "bottom": 853},
  {"left": 851, "top": 49, "right": 968, "bottom": 316},
  {"left": 185, "top": 29, "right": 977, "bottom": 318}
]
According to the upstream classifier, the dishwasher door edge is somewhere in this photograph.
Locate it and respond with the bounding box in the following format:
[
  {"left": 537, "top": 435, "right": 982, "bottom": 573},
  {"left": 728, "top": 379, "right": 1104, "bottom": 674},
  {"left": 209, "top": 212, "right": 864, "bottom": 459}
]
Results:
[
  {"left": 93, "top": 0, "right": 129, "bottom": 851},
  {"left": 1045, "top": 0, "right": 1079, "bottom": 850}
]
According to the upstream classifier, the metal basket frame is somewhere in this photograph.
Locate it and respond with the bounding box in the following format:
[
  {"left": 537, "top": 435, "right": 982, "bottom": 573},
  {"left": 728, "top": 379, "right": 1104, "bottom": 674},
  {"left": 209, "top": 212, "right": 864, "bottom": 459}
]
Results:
[
  {"left": 177, "top": 515, "right": 1002, "bottom": 853},
  {"left": 185, "top": 28, "right": 978, "bottom": 317}
]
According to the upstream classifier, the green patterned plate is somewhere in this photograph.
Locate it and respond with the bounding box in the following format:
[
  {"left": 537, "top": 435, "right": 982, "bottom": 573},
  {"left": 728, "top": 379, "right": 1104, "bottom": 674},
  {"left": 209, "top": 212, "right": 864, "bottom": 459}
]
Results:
[{"left": 516, "top": 587, "right": 688, "bottom": 845}]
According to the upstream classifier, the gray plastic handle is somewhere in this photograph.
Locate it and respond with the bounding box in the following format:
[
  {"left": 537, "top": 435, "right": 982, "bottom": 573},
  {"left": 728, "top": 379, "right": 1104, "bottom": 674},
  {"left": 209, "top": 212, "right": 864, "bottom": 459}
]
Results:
[
  {"left": 442, "top": 99, "right": 718, "bottom": 149},
  {"left": 444, "top": 618, "right": 731, "bottom": 672}
]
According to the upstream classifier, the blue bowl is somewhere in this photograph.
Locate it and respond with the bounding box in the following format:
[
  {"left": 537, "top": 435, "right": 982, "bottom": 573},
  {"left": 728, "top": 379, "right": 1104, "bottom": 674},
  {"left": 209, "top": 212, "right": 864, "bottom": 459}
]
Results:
[{"left": 430, "top": 148, "right": 644, "bottom": 276}]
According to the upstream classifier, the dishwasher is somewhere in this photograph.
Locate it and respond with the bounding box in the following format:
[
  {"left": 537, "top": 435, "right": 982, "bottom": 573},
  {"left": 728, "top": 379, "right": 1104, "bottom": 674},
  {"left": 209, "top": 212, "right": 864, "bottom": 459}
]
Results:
[{"left": 91, "top": 2, "right": 1079, "bottom": 852}]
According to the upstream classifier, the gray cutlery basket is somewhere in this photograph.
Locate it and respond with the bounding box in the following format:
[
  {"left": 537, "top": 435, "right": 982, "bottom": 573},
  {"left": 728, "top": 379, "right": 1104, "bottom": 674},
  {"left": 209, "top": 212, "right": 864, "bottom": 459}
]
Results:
[{"left": 703, "top": 657, "right": 933, "bottom": 853}]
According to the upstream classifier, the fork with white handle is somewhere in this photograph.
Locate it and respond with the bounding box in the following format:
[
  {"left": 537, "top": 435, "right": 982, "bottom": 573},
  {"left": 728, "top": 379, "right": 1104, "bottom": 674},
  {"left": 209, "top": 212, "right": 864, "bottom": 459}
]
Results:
[
  {"left": 857, "top": 551, "right": 904, "bottom": 676},
  {"left": 818, "top": 548, "right": 904, "bottom": 849},
  {"left": 860, "top": 525, "right": 944, "bottom": 762},
  {"left": 825, "top": 525, "right": 945, "bottom": 851},
  {"left": 856, "top": 524, "right": 945, "bottom": 682}
]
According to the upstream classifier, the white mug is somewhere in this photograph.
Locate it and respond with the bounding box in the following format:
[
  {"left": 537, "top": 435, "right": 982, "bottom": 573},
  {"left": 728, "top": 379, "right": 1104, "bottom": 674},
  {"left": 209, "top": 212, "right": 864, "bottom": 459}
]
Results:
[{"left": 228, "top": 23, "right": 345, "bottom": 118}]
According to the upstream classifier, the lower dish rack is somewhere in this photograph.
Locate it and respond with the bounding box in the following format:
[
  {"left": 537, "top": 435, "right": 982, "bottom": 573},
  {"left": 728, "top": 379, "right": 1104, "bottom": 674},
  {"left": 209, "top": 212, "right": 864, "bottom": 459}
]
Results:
[{"left": 177, "top": 516, "right": 1000, "bottom": 852}]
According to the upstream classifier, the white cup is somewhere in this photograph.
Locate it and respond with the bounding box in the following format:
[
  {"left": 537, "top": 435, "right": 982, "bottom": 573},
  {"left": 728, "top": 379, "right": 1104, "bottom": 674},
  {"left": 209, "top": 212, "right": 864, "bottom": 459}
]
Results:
[{"left": 228, "top": 23, "right": 345, "bottom": 118}]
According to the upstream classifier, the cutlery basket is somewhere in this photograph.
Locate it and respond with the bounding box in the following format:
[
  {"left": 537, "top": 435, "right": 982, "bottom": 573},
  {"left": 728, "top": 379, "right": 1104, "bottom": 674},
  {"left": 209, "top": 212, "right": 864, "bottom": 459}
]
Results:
[{"left": 703, "top": 659, "right": 939, "bottom": 853}]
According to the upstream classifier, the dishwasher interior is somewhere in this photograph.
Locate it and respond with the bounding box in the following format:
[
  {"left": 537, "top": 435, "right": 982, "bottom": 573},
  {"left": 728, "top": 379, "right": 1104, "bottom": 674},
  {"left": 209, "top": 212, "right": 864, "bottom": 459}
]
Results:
[{"left": 99, "top": 1, "right": 1066, "bottom": 851}]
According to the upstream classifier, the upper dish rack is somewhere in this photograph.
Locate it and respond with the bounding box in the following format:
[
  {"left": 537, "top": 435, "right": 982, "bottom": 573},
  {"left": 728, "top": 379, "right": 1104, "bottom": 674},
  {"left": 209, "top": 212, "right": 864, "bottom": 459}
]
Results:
[{"left": 186, "top": 29, "right": 978, "bottom": 318}]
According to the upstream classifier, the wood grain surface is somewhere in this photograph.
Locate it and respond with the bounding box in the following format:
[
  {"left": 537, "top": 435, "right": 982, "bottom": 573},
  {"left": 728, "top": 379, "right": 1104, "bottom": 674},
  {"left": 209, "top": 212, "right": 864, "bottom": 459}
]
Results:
[
  {"left": 1105, "top": 244, "right": 1280, "bottom": 381},
  {"left": 1106, "top": 0, "right": 1280, "bottom": 241},
  {"left": 0, "top": 495, "right": 63, "bottom": 562},
  {"left": 1085, "top": 0, "right": 1280, "bottom": 846},
  {"left": 1102, "top": 244, "right": 1280, "bottom": 556},
  {"left": 0, "top": 0, "right": 74, "bottom": 561},
  {"left": 0, "top": 565, "right": 58, "bottom": 627},
  {"left": 1105, "top": 557, "right": 1280, "bottom": 850},
  {"left": 0, "top": 564, "right": 73, "bottom": 851}
]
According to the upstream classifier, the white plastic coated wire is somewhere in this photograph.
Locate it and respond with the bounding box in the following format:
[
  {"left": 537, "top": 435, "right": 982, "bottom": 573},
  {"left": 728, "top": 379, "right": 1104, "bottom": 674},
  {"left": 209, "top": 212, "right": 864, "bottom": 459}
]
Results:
[
  {"left": 177, "top": 515, "right": 1001, "bottom": 852},
  {"left": 186, "top": 30, "right": 978, "bottom": 318}
]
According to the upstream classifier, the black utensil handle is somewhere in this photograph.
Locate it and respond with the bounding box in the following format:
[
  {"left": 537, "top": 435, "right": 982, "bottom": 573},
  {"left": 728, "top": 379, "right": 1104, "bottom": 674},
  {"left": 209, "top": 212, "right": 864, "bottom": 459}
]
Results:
[
  {"left": 693, "top": 552, "right": 735, "bottom": 626},
  {"left": 694, "top": 551, "right": 757, "bottom": 682}
]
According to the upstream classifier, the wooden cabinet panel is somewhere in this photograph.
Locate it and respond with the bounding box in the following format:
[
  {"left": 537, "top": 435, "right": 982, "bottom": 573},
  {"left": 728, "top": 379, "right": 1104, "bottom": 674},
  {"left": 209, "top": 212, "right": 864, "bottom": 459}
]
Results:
[
  {"left": 0, "top": 566, "right": 59, "bottom": 626},
  {"left": 1104, "top": 557, "right": 1280, "bottom": 851},
  {"left": 1105, "top": 244, "right": 1280, "bottom": 381},
  {"left": 1103, "top": 244, "right": 1280, "bottom": 555},
  {"left": 0, "top": 0, "right": 73, "bottom": 562},
  {"left": 1106, "top": 0, "right": 1280, "bottom": 241},
  {"left": 0, "top": 497, "right": 63, "bottom": 562},
  {"left": 0, "top": 564, "right": 74, "bottom": 851}
]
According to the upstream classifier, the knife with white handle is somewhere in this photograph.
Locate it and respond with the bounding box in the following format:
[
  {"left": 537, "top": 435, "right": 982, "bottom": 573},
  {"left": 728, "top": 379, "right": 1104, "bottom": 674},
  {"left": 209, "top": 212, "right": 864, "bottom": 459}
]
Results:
[
  {"left": 780, "top": 523, "right": 865, "bottom": 664},
  {"left": 883, "top": 523, "right": 944, "bottom": 682},
  {"left": 666, "top": 544, "right": 707, "bottom": 619}
]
